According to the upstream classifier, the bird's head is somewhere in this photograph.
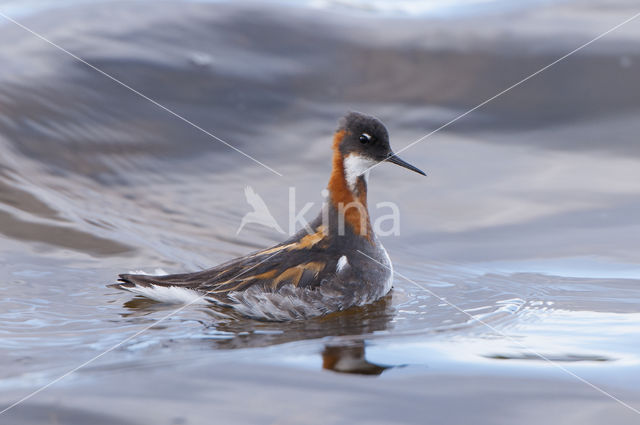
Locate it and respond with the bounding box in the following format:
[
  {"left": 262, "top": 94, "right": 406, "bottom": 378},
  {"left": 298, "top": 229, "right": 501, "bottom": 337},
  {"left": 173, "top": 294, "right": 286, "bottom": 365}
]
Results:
[{"left": 334, "top": 112, "right": 426, "bottom": 179}]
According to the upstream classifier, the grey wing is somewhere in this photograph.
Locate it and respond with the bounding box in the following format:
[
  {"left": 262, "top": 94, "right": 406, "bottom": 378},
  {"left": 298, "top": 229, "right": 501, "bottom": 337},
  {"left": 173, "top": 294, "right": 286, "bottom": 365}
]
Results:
[{"left": 116, "top": 245, "right": 343, "bottom": 297}]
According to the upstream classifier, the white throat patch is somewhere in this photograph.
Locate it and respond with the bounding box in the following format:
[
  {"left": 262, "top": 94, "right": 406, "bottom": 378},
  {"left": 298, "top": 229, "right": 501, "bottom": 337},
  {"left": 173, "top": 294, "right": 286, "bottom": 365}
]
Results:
[{"left": 343, "top": 154, "right": 375, "bottom": 191}]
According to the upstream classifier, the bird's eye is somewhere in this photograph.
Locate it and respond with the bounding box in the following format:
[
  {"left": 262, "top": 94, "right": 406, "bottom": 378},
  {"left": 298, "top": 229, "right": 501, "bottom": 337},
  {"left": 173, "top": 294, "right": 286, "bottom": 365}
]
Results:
[{"left": 359, "top": 133, "right": 372, "bottom": 144}]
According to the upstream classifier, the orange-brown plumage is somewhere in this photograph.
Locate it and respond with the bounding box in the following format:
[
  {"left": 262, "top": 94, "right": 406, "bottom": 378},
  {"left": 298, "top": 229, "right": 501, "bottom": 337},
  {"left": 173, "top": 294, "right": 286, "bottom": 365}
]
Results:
[{"left": 327, "top": 130, "right": 372, "bottom": 239}]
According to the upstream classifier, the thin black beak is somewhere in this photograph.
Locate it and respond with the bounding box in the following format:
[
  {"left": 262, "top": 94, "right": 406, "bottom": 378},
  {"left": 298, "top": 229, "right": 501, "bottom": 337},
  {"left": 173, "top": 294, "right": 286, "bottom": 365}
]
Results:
[{"left": 385, "top": 153, "right": 426, "bottom": 176}]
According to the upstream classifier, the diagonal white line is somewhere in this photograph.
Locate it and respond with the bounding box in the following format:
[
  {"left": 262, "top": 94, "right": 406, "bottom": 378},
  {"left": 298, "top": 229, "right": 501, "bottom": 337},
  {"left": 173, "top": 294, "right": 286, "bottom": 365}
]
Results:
[
  {"left": 370, "top": 9, "right": 640, "bottom": 174},
  {"left": 0, "top": 249, "right": 284, "bottom": 416},
  {"left": 357, "top": 249, "right": 640, "bottom": 416},
  {"left": 0, "top": 10, "right": 283, "bottom": 177}
]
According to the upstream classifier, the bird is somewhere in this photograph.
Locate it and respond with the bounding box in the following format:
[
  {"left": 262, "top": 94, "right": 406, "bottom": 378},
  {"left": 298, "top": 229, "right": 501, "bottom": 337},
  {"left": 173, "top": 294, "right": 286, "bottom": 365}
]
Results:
[{"left": 115, "top": 112, "right": 425, "bottom": 321}]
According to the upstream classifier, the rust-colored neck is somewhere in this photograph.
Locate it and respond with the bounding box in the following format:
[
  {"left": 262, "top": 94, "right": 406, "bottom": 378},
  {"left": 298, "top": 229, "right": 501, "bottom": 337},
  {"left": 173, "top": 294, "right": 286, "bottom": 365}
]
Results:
[{"left": 327, "top": 130, "right": 371, "bottom": 239}]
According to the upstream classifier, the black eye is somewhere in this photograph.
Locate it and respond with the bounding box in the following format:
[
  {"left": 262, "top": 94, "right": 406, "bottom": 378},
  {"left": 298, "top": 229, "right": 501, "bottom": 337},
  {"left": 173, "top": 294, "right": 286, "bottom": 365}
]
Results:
[{"left": 359, "top": 133, "right": 372, "bottom": 144}]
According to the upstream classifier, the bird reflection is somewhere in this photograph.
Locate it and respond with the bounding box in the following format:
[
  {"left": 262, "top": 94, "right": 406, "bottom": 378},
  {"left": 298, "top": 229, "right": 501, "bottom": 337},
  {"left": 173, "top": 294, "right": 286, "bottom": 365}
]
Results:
[
  {"left": 206, "top": 294, "right": 395, "bottom": 350},
  {"left": 322, "top": 340, "right": 389, "bottom": 375},
  {"left": 118, "top": 291, "right": 395, "bottom": 353}
]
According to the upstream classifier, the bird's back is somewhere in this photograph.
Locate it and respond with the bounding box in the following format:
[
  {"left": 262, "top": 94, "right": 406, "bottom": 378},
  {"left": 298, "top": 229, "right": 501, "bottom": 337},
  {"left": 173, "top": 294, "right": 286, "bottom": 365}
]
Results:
[{"left": 116, "top": 211, "right": 392, "bottom": 320}]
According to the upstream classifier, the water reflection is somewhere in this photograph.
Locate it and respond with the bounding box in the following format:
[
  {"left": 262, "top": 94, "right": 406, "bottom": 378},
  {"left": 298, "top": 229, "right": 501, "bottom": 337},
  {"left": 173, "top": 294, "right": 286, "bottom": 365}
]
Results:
[
  {"left": 322, "top": 340, "right": 390, "bottom": 375},
  {"left": 120, "top": 293, "right": 396, "bottom": 351},
  {"left": 485, "top": 353, "right": 612, "bottom": 362}
]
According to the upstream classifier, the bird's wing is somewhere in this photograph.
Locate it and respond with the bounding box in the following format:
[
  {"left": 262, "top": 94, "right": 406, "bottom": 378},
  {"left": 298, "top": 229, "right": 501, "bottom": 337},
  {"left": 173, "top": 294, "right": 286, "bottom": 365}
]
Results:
[{"left": 117, "top": 226, "right": 337, "bottom": 296}]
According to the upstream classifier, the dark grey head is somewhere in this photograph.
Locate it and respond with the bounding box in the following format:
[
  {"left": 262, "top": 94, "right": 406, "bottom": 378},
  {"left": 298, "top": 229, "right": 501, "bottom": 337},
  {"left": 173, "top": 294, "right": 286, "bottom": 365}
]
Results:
[{"left": 336, "top": 111, "right": 426, "bottom": 176}]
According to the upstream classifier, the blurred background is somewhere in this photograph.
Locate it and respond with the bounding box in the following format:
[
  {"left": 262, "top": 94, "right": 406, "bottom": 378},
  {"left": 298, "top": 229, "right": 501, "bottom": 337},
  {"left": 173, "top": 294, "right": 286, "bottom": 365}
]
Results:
[{"left": 0, "top": 0, "right": 639, "bottom": 424}]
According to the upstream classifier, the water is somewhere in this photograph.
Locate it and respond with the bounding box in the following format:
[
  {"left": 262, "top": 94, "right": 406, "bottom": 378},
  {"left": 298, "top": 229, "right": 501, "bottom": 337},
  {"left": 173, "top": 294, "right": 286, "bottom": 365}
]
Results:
[
  {"left": 1, "top": 0, "right": 639, "bottom": 423},
  {"left": 0, "top": 0, "right": 563, "bottom": 18}
]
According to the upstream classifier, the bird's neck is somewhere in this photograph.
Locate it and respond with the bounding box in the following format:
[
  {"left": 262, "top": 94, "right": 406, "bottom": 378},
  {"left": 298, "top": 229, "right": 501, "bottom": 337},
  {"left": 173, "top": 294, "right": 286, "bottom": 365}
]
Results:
[{"left": 327, "top": 130, "right": 372, "bottom": 239}]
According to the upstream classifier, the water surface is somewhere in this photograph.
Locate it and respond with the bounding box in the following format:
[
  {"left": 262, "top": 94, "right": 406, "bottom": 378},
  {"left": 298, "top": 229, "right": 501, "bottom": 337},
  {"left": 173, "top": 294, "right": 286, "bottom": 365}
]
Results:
[{"left": 0, "top": 0, "right": 639, "bottom": 423}]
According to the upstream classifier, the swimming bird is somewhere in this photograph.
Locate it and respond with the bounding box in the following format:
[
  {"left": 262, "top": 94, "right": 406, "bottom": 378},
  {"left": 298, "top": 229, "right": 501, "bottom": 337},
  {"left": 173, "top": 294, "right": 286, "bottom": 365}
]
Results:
[{"left": 115, "top": 112, "right": 425, "bottom": 321}]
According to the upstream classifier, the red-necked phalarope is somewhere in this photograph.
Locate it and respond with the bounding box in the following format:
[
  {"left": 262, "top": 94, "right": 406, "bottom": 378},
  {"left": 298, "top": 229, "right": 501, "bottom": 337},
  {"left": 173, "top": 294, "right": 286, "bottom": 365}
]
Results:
[{"left": 115, "top": 112, "right": 425, "bottom": 321}]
